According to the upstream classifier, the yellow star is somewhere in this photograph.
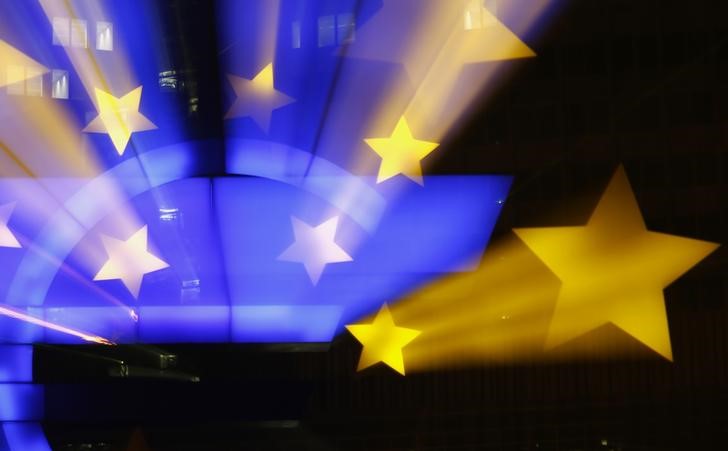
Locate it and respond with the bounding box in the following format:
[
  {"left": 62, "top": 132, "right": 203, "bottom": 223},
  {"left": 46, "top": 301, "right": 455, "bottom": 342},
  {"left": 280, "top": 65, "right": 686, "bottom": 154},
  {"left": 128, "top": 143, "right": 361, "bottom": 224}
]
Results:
[
  {"left": 513, "top": 166, "right": 719, "bottom": 361},
  {"left": 346, "top": 304, "right": 421, "bottom": 375},
  {"left": 225, "top": 63, "right": 295, "bottom": 132},
  {"left": 83, "top": 86, "right": 157, "bottom": 155},
  {"left": 364, "top": 116, "right": 439, "bottom": 185},
  {"left": 94, "top": 225, "right": 169, "bottom": 298}
]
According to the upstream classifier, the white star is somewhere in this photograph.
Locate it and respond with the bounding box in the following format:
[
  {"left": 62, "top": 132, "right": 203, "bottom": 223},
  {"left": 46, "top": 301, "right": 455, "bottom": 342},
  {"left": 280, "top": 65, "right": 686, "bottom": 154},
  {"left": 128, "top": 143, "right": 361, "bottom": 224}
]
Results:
[
  {"left": 94, "top": 225, "right": 169, "bottom": 298},
  {"left": 278, "top": 216, "right": 353, "bottom": 285},
  {"left": 0, "top": 203, "right": 21, "bottom": 248}
]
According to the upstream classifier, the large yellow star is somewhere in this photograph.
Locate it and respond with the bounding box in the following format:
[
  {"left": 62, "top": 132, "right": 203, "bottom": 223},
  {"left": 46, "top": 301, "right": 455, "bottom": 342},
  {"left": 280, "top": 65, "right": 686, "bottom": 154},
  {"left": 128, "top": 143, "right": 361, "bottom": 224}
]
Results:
[
  {"left": 346, "top": 304, "right": 421, "bottom": 375},
  {"left": 364, "top": 116, "right": 439, "bottom": 185},
  {"left": 83, "top": 86, "right": 157, "bottom": 155},
  {"left": 513, "top": 166, "right": 719, "bottom": 360},
  {"left": 94, "top": 225, "right": 169, "bottom": 298},
  {"left": 225, "top": 63, "right": 295, "bottom": 132}
]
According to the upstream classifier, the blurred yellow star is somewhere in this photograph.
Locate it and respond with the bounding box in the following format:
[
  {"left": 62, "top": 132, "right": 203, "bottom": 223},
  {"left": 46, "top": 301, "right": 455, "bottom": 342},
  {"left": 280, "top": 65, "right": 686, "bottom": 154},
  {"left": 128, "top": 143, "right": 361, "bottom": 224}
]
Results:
[
  {"left": 94, "top": 225, "right": 169, "bottom": 298},
  {"left": 346, "top": 304, "right": 421, "bottom": 375},
  {"left": 364, "top": 116, "right": 439, "bottom": 185},
  {"left": 225, "top": 63, "right": 295, "bottom": 132},
  {"left": 513, "top": 166, "right": 719, "bottom": 360},
  {"left": 0, "top": 40, "right": 48, "bottom": 88},
  {"left": 83, "top": 86, "right": 157, "bottom": 155}
]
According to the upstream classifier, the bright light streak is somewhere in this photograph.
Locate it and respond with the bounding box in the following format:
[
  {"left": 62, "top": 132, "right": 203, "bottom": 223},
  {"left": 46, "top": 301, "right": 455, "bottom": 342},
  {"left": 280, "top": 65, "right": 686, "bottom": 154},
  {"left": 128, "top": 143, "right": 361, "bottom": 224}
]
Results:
[
  {"left": 384, "top": 168, "right": 719, "bottom": 371},
  {"left": 0, "top": 304, "right": 114, "bottom": 345}
]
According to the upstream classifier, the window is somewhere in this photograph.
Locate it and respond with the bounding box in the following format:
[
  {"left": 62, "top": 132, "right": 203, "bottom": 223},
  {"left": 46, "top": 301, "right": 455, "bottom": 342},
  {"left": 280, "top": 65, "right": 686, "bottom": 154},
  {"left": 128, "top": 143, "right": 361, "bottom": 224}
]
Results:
[
  {"left": 96, "top": 21, "right": 113, "bottom": 51},
  {"left": 317, "top": 14, "right": 356, "bottom": 47},
  {"left": 336, "top": 13, "right": 355, "bottom": 44},
  {"left": 70, "top": 19, "right": 87, "bottom": 48},
  {"left": 52, "top": 17, "right": 70, "bottom": 46},
  {"left": 291, "top": 21, "right": 301, "bottom": 49},
  {"left": 464, "top": 0, "right": 498, "bottom": 30},
  {"left": 52, "top": 70, "right": 69, "bottom": 99},
  {"left": 6, "top": 66, "right": 43, "bottom": 96},
  {"left": 159, "top": 70, "right": 178, "bottom": 91},
  {"left": 318, "top": 15, "right": 335, "bottom": 47},
  {"left": 53, "top": 17, "right": 88, "bottom": 47}
]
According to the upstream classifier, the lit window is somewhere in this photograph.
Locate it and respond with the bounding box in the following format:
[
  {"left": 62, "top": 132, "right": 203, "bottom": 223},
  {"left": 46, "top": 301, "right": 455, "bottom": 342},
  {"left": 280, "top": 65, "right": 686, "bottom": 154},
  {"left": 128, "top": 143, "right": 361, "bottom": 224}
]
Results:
[
  {"left": 336, "top": 13, "right": 355, "bottom": 44},
  {"left": 52, "top": 17, "right": 70, "bottom": 46},
  {"left": 318, "top": 14, "right": 356, "bottom": 47},
  {"left": 52, "top": 70, "right": 69, "bottom": 99},
  {"left": 96, "top": 21, "right": 113, "bottom": 51},
  {"left": 464, "top": 0, "right": 498, "bottom": 30},
  {"left": 291, "top": 21, "right": 301, "bottom": 49},
  {"left": 318, "top": 15, "right": 335, "bottom": 47},
  {"left": 159, "top": 70, "right": 178, "bottom": 91},
  {"left": 70, "top": 19, "right": 87, "bottom": 48},
  {"left": 6, "top": 66, "right": 43, "bottom": 97}
]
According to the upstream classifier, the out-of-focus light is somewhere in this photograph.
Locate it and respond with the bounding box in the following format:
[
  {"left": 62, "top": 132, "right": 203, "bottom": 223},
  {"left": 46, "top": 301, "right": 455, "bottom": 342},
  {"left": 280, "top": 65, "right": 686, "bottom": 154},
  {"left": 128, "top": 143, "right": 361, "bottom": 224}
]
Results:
[
  {"left": 513, "top": 166, "right": 720, "bottom": 361},
  {"left": 0, "top": 304, "right": 113, "bottom": 345},
  {"left": 225, "top": 63, "right": 295, "bottom": 132},
  {"left": 363, "top": 116, "right": 439, "bottom": 185},
  {"left": 278, "top": 216, "right": 353, "bottom": 285},
  {"left": 0, "top": 40, "right": 48, "bottom": 89},
  {"left": 346, "top": 304, "right": 420, "bottom": 375},
  {"left": 158, "top": 207, "right": 180, "bottom": 222},
  {"left": 94, "top": 225, "right": 170, "bottom": 298},
  {"left": 83, "top": 86, "right": 157, "bottom": 155}
]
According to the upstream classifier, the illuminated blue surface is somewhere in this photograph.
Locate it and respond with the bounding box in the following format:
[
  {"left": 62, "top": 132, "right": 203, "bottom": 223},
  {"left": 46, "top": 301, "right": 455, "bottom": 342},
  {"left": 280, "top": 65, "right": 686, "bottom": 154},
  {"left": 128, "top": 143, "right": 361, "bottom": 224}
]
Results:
[
  {"left": 0, "top": 423, "right": 50, "bottom": 451},
  {"left": 0, "top": 385, "right": 43, "bottom": 422},
  {"left": 4, "top": 172, "right": 509, "bottom": 344},
  {"left": 0, "top": 347, "right": 32, "bottom": 383}
]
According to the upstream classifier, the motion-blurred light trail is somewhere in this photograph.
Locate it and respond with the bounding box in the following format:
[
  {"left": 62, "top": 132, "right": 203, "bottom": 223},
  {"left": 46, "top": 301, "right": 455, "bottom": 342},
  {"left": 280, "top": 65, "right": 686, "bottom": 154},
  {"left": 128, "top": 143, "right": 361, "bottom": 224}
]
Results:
[
  {"left": 381, "top": 235, "right": 561, "bottom": 371},
  {"left": 0, "top": 40, "right": 48, "bottom": 88},
  {"left": 0, "top": 304, "right": 114, "bottom": 345}
]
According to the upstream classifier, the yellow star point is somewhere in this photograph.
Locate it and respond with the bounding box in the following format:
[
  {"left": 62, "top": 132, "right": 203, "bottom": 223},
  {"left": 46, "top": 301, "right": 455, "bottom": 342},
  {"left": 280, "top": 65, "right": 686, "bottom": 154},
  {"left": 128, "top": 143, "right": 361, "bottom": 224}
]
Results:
[
  {"left": 0, "top": 40, "right": 48, "bottom": 88},
  {"left": 513, "top": 166, "right": 720, "bottom": 361},
  {"left": 94, "top": 225, "right": 169, "bottom": 298},
  {"left": 346, "top": 304, "right": 421, "bottom": 375},
  {"left": 83, "top": 86, "right": 157, "bottom": 155},
  {"left": 225, "top": 63, "right": 295, "bottom": 132},
  {"left": 364, "top": 116, "right": 439, "bottom": 185}
]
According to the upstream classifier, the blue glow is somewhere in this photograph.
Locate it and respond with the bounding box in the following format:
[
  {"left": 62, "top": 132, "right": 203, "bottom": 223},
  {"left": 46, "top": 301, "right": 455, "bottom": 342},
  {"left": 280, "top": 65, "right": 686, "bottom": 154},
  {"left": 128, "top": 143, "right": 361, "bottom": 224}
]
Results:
[
  {"left": 1, "top": 423, "right": 51, "bottom": 451},
  {"left": 0, "top": 347, "right": 32, "bottom": 383},
  {"left": 232, "top": 306, "right": 343, "bottom": 342},
  {"left": 226, "top": 139, "right": 387, "bottom": 232},
  {"left": 43, "top": 307, "right": 136, "bottom": 344},
  {"left": 138, "top": 306, "right": 230, "bottom": 343},
  {"left": 0, "top": 385, "right": 43, "bottom": 422},
  {"left": 1, "top": 171, "right": 509, "bottom": 344}
]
